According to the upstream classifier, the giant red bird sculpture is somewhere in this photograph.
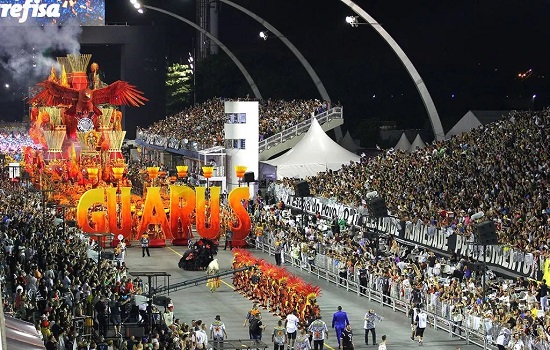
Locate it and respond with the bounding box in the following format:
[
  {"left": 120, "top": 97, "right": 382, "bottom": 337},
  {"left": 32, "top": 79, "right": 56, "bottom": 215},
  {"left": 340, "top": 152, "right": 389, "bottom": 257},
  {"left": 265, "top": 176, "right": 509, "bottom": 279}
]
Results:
[{"left": 29, "top": 80, "right": 148, "bottom": 117}]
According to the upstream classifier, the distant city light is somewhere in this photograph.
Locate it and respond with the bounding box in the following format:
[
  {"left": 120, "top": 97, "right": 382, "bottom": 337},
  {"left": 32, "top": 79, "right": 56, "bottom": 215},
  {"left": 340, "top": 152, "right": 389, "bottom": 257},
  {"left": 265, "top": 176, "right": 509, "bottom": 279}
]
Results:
[
  {"left": 532, "top": 94, "right": 537, "bottom": 99},
  {"left": 372, "top": 94, "right": 376, "bottom": 98},
  {"left": 518, "top": 68, "right": 533, "bottom": 79},
  {"left": 451, "top": 94, "right": 455, "bottom": 98}
]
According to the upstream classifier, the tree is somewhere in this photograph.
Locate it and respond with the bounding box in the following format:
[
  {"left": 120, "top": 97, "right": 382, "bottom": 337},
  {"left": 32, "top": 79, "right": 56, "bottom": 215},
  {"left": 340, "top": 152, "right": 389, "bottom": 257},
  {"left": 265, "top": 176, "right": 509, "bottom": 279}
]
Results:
[{"left": 165, "top": 63, "right": 193, "bottom": 115}]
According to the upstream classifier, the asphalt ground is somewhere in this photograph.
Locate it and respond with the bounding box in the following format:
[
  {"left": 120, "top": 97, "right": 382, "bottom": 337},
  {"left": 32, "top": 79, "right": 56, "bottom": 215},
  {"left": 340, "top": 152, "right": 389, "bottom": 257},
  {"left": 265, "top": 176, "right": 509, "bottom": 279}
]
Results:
[{"left": 122, "top": 244, "right": 484, "bottom": 350}]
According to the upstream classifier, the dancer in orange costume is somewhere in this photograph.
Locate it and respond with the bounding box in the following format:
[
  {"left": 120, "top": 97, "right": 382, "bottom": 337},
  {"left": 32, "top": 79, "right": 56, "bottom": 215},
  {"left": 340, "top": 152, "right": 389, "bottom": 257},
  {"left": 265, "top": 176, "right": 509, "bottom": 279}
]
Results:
[{"left": 231, "top": 249, "right": 321, "bottom": 323}]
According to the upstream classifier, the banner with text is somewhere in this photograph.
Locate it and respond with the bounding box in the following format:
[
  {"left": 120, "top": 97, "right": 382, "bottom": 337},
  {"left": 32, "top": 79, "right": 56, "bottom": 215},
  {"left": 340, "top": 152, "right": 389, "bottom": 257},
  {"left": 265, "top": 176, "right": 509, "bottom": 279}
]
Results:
[
  {"left": 277, "top": 187, "right": 540, "bottom": 278},
  {"left": 0, "top": 0, "right": 105, "bottom": 26}
]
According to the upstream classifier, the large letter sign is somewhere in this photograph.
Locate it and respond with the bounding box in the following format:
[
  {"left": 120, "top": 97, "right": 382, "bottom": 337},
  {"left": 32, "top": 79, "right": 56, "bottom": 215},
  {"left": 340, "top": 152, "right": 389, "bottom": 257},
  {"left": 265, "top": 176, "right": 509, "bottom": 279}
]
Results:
[
  {"left": 169, "top": 185, "right": 196, "bottom": 243},
  {"left": 195, "top": 186, "right": 221, "bottom": 240},
  {"left": 106, "top": 187, "right": 132, "bottom": 237},
  {"left": 77, "top": 188, "right": 108, "bottom": 233},
  {"left": 228, "top": 187, "right": 252, "bottom": 245},
  {"left": 137, "top": 187, "right": 171, "bottom": 238},
  {"left": 76, "top": 185, "right": 251, "bottom": 245}
]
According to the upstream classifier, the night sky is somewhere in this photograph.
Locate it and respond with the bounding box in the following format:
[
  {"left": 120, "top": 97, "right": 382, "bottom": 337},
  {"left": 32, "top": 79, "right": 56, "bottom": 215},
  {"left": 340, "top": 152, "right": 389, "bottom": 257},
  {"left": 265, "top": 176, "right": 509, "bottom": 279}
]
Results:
[{"left": 2, "top": 0, "right": 549, "bottom": 142}]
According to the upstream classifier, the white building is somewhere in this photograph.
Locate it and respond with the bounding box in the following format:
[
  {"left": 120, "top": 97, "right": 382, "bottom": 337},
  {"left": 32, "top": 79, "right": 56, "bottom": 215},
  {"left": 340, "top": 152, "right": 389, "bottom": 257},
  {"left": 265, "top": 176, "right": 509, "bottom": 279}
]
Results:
[{"left": 224, "top": 101, "right": 259, "bottom": 196}]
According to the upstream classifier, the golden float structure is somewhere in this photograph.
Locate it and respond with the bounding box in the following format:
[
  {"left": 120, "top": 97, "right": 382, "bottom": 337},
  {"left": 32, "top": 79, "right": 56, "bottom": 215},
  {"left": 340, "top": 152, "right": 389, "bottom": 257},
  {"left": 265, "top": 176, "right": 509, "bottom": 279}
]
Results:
[{"left": 23, "top": 53, "right": 148, "bottom": 244}]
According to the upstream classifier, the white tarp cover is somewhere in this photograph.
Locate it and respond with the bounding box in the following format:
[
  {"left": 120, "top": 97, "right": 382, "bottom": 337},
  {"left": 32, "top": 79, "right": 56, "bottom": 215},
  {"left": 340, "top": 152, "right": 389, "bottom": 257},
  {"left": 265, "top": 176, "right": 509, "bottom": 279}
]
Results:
[
  {"left": 338, "top": 131, "right": 361, "bottom": 153},
  {"left": 394, "top": 132, "right": 411, "bottom": 151},
  {"left": 409, "top": 134, "right": 426, "bottom": 152},
  {"left": 4, "top": 316, "right": 45, "bottom": 350},
  {"left": 445, "top": 110, "right": 482, "bottom": 139},
  {"left": 263, "top": 118, "right": 361, "bottom": 179},
  {"left": 445, "top": 110, "right": 508, "bottom": 139}
]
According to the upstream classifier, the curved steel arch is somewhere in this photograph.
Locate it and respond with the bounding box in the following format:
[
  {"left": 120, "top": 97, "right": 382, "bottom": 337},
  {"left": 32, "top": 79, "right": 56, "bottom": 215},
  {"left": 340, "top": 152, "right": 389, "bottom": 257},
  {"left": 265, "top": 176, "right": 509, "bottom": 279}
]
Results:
[
  {"left": 219, "top": 0, "right": 331, "bottom": 103},
  {"left": 144, "top": 5, "right": 263, "bottom": 100},
  {"left": 340, "top": 0, "right": 445, "bottom": 141}
]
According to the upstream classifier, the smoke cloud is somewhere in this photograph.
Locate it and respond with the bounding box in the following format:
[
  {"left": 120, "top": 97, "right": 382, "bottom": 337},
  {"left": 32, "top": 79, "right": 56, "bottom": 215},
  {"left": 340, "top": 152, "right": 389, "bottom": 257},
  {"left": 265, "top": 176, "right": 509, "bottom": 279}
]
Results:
[{"left": 0, "top": 20, "right": 82, "bottom": 89}]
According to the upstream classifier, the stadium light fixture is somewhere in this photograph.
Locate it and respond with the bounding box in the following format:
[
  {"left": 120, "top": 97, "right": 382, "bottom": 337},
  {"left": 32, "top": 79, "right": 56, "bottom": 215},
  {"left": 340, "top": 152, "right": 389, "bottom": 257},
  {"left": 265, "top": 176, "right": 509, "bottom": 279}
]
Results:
[
  {"left": 259, "top": 31, "right": 268, "bottom": 40},
  {"left": 345, "top": 16, "right": 362, "bottom": 27}
]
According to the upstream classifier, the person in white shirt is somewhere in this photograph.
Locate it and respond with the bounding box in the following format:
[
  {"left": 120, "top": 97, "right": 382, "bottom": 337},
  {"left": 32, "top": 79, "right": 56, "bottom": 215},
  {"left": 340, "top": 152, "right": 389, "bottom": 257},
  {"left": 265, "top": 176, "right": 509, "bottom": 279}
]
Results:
[
  {"left": 378, "top": 335, "right": 387, "bottom": 350},
  {"left": 285, "top": 310, "right": 300, "bottom": 349},
  {"left": 415, "top": 309, "right": 428, "bottom": 346},
  {"left": 508, "top": 332, "right": 524, "bottom": 350},
  {"left": 495, "top": 324, "right": 512, "bottom": 350}
]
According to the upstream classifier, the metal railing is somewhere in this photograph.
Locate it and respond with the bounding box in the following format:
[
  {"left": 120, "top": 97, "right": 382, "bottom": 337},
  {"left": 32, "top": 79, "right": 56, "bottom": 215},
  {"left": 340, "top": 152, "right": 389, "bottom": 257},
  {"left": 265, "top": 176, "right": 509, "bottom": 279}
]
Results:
[
  {"left": 135, "top": 107, "right": 343, "bottom": 156},
  {"left": 258, "top": 107, "right": 343, "bottom": 152},
  {"left": 249, "top": 235, "right": 497, "bottom": 350}
]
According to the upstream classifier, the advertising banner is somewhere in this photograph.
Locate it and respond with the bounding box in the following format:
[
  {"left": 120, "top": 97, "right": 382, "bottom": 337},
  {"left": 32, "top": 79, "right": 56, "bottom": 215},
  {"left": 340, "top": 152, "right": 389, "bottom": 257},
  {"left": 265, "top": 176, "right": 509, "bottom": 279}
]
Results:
[
  {"left": 276, "top": 185, "right": 541, "bottom": 278},
  {"left": 0, "top": 0, "right": 105, "bottom": 26}
]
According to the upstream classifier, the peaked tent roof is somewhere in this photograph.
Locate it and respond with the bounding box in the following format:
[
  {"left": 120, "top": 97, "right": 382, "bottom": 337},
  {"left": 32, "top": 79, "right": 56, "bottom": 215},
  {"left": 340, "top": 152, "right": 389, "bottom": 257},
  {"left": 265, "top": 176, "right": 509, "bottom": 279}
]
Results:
[
  {"left": 394, "top": 132, "right": 411, "bottom": 151},
  {"left": 446, "top": 110, "right": 508, "bottom": 139},
  {"left": 4, "top": 316, "right": 45, "bottom": 350},
  {"left": 409, "top": 134, "right": 426, "bottom": 152},
  {"left": 338, "top": 131, "right": 361, "bottom": 153},
  {"left": 264, "top": 118, "right": 361, "bottom": 179}
]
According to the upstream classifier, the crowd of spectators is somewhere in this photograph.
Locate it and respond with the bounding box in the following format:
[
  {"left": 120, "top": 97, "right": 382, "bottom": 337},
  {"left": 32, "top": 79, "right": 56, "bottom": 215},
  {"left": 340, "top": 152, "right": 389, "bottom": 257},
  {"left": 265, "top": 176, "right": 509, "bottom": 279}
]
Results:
[
  {"left": 260, "top": 107, "right": 550, "bottom": 348},
  {"left": 0, "top": 178, "right": 222, "bottom": 350},
  {"left": 251, "top": 196, "right": 550, "bottom": 349},
  {"left": 136, "top": 98, "right": 331, "bottom": 151},
  {"left": 0, "top": 123, "right": 40, "bottom": 155},
  {"left": 298, "top": 108, "right": 550, "bottom": 255}
]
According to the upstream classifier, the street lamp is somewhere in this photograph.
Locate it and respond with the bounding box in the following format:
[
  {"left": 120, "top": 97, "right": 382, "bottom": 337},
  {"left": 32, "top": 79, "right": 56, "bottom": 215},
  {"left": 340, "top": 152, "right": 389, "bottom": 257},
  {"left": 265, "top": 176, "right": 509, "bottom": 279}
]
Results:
[
  {"left": 259, "top": 31, "right": 268, "bottom": 40},
  {"left": 87, "top": 167, "right": 99, "bottom": 186},
  {"left": 202, "top": 166, "right": 214, "bottom": 189},
  {"left": 176, "top": 165, "right": 189, "bottom": 184},
  {"left": 235, "top": 165, "right": 247, "bottom": 187},
  {"left": 345, "top": 16, "right": 361, "bottom": 27},
  {"left": 147, "top": 166, "right": 160, "bottom": 187}
]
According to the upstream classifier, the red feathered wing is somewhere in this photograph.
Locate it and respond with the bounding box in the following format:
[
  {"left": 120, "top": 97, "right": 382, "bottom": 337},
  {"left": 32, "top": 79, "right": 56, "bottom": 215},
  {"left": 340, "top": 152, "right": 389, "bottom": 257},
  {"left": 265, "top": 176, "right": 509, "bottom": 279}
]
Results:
[
  {"left": 92, "top": 81, "right": 148, "bottom": 107},
  {"left": 29, "top": 81, "right": 79, "bottom": 106}
]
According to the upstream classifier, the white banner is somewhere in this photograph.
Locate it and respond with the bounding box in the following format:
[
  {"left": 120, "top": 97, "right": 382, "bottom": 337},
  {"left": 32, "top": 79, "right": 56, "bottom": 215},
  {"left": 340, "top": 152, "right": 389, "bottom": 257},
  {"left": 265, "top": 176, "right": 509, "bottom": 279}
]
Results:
[{"left": 276, "top": 184, "right": 540, "bottom": 278}]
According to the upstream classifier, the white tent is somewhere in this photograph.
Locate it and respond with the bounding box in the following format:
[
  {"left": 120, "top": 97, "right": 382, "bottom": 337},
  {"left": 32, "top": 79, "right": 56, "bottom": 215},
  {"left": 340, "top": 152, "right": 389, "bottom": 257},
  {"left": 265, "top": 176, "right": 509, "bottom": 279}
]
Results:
[
  {"left": 394, "top": 132, "right": 411, "bottom": 151},
  {"left": 262, "top": 118, "right": 361, "bottom": 179},
  {"left": 446, "top": 110, "right": 508, "bottom": 139},
  {"left": 409, "top": 134, "right": 426, "bottom": 152},
  {"left": 338, "top": 131, "right": 361, "bottom": 153}
]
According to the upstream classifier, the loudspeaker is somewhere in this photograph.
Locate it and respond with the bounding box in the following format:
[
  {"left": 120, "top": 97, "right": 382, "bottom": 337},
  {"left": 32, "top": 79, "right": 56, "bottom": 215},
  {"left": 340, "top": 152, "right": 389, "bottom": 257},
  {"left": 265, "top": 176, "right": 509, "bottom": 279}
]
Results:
[
  {"left": 471, "top": 263, "right": 487, "bottom": 272},
  {"left": 294, "top": 181, "right": 310, "bottom": 197},
  {"left": 124, "top": 324, "right": 145, "bottom": 338},
  {"left": 243, "top": 172, "right": 255, "bottom": 183},
  {"left": 475, "top": 221, "right": 498, "bottom": 245},
  {"left": 153, "top": 296, "right": 172, "bottom": 307},
  {"left": 368, "top": 197, "right": 387, "bottom": 218}
]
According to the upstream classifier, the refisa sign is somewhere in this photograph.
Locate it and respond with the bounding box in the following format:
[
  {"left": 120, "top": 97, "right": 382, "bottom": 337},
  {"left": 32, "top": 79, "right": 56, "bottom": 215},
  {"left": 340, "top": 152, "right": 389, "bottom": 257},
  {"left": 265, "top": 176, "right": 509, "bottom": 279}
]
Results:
[{"left": 0, "top": 0, "right": 105, "bottom": 26}]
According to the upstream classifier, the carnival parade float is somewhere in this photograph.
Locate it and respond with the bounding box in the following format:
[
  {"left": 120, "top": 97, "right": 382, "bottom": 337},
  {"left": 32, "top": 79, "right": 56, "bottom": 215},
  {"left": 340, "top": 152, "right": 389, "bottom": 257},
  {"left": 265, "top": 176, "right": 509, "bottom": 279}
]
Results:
[{"left": 23, "top": 54, "right": 251, "bottom": 248}]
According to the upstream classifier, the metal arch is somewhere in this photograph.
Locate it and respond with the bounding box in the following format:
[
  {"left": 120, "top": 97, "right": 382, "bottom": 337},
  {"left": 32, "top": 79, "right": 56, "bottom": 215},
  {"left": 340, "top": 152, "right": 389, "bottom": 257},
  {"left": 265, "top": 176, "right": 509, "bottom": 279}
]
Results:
[
  {"left": 144, "top": 5, "right": 263, "bottom": 100},
  {"left": 218, "top": 0, "right": 331, "bottom": 103},
  {"left": 340, "top": 0, "right": 445, "bottom": 141}
]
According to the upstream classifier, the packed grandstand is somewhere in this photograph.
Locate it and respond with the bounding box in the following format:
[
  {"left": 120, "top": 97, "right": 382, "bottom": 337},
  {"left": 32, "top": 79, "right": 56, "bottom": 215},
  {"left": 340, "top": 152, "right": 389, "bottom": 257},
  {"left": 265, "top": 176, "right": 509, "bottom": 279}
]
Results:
[{"left": 1, "top": 100, "right": 549, "bottom": 349}]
